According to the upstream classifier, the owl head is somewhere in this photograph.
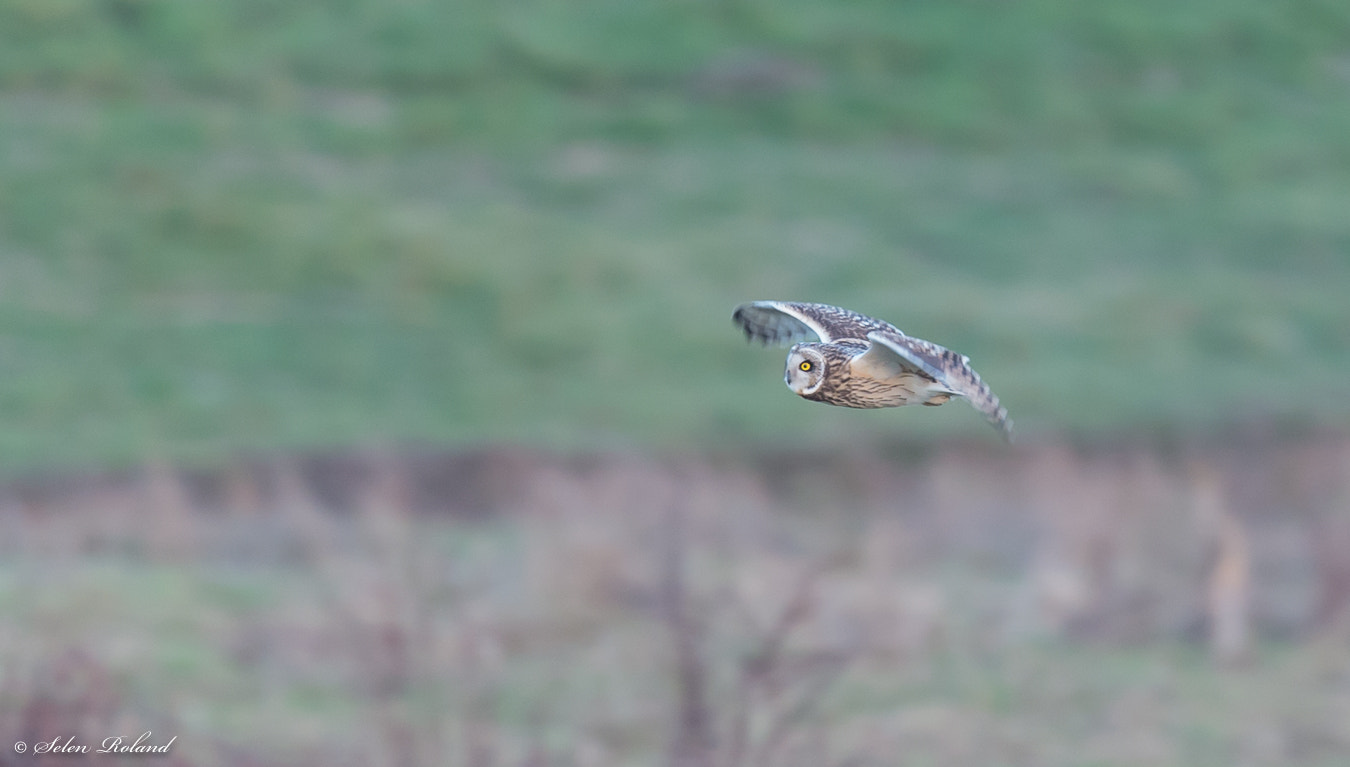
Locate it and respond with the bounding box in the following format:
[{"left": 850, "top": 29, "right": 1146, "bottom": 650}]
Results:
[{"left": 784, "top": 345, "right": 827, "bottom": 396}]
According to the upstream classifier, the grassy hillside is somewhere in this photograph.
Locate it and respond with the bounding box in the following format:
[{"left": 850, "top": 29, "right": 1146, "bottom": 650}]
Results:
[{"left": 1, "top": 0, "right": 1349, "bottom": 468}]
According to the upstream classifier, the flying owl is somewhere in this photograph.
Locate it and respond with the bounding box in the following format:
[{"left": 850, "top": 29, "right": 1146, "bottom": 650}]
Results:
[{"left": 733, "top": 300, "right": 1014, "bottom": 442}]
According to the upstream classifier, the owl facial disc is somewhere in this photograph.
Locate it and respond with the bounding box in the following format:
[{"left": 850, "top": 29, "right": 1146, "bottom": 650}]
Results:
[{"left": 784, "top": 345, "right": 826, "bottom": 396}]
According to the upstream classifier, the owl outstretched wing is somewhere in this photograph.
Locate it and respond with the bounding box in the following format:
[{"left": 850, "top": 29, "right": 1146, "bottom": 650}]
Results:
[
  {"left": 732, "top": 301, "right": 899, "bottom": 345},
  {"left": 863, "top": 331, "right": 1015, "bottom": 443}
]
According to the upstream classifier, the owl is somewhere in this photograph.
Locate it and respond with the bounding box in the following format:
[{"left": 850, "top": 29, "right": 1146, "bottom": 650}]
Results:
[{"left": 733, "top": 300, "right": 1014, "bottom": 442}]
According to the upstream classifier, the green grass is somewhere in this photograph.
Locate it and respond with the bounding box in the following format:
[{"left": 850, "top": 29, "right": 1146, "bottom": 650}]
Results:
[
  {"left": 5, "top": 510, "right": 1348, "bottom": 767},
  {"left": 2, "top": 0, "right": 1349, "bottom": 468}
]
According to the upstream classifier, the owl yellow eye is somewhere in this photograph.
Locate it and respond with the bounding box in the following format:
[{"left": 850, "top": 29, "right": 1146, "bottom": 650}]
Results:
[{"left": 799, "top": 361, "right": 812, "bottom": 372}]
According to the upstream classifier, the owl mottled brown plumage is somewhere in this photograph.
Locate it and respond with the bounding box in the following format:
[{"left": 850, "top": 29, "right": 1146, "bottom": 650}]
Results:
[{"left": 733, "top": 301, "right": 1014, "bottom": 442}]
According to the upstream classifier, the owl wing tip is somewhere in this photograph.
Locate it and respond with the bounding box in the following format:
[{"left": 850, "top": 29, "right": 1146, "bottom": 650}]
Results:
[
  {"left": 732, "top": 300, "right": 836, "bottom": 346},
  {"left": 866, "top": 330, "right": 1016, "bottom": 444}
]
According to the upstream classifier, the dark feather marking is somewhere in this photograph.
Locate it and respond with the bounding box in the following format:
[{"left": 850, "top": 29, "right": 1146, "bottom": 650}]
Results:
[{"left": 733, "top": 301, "right": 901, "bottom": 346}]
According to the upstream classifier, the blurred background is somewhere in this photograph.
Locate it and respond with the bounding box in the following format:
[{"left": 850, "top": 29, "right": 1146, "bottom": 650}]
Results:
[{"left": 2, "top": 0, "right": 1349, "bottom": 764}]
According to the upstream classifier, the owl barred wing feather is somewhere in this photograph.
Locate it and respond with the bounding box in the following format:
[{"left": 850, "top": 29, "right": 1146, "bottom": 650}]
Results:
[
  {"left": 733, "top": 301, "right": 899, "bottom": 345},
  {"left": 733, "top": 300, "right": 1015, "bottom": 443},
  {"left": 866, "top": 331, "right": 1015, "bottom": 443}
]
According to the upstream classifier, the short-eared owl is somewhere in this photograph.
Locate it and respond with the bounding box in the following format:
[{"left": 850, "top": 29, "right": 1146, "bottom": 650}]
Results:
[{"left": 733, "top": 301, "right": 1014, "bottom": 442}]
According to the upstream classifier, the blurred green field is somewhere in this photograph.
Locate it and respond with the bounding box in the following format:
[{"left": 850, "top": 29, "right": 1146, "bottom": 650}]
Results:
[
  {"left": 2, "top": 0, "right": 1349, "bottom": 469},
  {"left": 9, "top": 550, "right": 1349, "bottom": 767},
  {"left": 6, "top": 6, "right": 1350, "bottom": 766},
  {"left": 4, "top": 446, "right": 1349, "bottom": 767}
]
